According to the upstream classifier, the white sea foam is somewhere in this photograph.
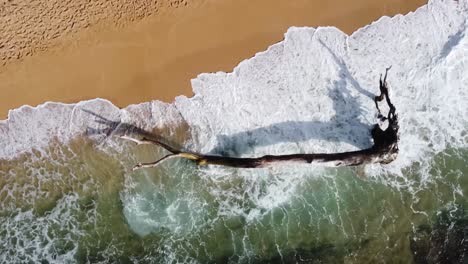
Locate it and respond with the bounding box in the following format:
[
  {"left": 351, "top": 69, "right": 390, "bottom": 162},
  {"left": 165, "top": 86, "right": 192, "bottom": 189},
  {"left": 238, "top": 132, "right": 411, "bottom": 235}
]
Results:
[
  {"left": 0, "top": 194, "right": 85, "bottom": 263},
  {"left": 174, "top": 0, "right": 468, "bottom": 177},
  {"left": 2, "top": 0, "right": 466, "bottom": 171},
  {"left": 1, "top": 0, "right": 468, "bottom": 238}
]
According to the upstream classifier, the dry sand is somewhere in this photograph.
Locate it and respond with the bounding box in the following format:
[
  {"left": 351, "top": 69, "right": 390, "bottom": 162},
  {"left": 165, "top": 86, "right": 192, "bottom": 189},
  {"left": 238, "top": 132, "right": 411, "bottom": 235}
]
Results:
[{"left": 0, "top": 0, "right": 426, "bottom": 119}]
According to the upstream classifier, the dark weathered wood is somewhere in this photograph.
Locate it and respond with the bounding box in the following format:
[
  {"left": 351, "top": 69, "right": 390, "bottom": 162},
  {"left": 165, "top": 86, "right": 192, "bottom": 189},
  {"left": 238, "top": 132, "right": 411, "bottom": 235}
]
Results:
[{"left": 122, "top": 69, "right": 399, "bottom": 170}]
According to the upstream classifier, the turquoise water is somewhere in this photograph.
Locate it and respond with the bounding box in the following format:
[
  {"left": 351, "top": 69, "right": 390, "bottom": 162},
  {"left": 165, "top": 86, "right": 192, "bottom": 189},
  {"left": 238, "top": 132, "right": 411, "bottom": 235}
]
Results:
[
  {"left": 2, "top": 2, "right": 467, "bottom": 262},
  {"left": 1, "top": 137, "right": 466, "bottom": 263}
]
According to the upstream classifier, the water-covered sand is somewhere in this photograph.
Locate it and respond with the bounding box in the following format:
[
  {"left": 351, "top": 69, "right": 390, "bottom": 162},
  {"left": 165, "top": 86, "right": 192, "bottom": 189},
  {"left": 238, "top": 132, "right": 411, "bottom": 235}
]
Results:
[{"left": 2, "top": 0, "right": 468, "bottom": 263}]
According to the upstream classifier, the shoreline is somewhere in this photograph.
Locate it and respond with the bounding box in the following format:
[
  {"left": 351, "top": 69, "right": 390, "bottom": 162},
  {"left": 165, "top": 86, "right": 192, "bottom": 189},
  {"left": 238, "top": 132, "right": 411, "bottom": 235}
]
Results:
[{"left": 0, "top": 0, "right": 427, "bottom": 119}]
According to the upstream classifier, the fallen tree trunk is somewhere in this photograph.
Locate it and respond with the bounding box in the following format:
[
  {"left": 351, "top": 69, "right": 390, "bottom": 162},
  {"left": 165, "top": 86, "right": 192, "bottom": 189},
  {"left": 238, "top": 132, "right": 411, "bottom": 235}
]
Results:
[{"left": 122, "top": 68, "right": 399, "bottom": 170}]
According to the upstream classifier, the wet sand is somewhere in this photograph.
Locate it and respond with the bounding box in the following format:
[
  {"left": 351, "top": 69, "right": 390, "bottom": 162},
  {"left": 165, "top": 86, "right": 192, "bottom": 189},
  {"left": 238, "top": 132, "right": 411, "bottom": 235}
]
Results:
[{"left": 0, "top": 0, "right": 427, "bottom": 119}]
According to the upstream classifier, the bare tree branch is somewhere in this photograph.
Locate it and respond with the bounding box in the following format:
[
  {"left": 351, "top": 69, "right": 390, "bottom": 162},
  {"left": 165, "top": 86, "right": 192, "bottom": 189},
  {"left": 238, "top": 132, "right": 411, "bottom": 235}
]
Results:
[{"left": 118, "top": 69, "right": 399, "bottom": 170}]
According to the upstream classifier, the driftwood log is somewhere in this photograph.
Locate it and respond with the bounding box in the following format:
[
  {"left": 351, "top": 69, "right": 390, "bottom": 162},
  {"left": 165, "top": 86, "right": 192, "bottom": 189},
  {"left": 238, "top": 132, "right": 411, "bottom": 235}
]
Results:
[{"left": 122, "top": 68, "right": 399, "bottom": 170}]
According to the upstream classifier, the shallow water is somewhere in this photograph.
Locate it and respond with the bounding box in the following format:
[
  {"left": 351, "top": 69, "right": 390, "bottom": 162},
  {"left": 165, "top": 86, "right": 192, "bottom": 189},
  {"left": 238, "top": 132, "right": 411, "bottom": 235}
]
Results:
[
  {"left": 1, "top": 136, "right": 466, "bottom": 263},
  {"left": 1, "top": 0, "right": 467, "bottom": 262}
]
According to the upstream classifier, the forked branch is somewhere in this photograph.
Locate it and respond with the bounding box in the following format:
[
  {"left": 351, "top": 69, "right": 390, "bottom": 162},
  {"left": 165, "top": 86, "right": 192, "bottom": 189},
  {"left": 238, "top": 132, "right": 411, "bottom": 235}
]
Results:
[{"left": 121, "top": 69, "right": 399, "bottom": 170}]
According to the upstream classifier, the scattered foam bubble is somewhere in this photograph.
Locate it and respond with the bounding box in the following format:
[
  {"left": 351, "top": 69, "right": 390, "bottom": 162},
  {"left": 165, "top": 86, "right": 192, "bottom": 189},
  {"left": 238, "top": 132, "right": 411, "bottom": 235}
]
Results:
[
  {"left": 1, "top": 1, "right": 466, "bottom": 179},
  {"left": 0, "top": 194, "right": 83, "bottom": 263},
  {"left": 1, "top": 0, "right": 467, "bottom": 262}
]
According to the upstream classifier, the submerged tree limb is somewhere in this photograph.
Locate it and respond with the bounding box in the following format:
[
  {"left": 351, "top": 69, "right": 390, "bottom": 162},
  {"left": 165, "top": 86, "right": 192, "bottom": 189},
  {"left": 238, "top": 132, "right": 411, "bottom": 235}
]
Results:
[{"left": 122, "top": 69, "right": 399, "bottom": 170}]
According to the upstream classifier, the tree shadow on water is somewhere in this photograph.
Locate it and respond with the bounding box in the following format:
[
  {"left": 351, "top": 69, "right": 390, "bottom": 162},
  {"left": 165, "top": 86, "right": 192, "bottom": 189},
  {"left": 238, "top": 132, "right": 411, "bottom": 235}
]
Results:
[
  {"left": 83, "top": 40, "right": 379, "bottom": 157},
  {"left": 82, "top": 109, "right": 183, "bottom": 150},
  {"left": 210, "top": 40, "right": 376, "bottom": 156}
]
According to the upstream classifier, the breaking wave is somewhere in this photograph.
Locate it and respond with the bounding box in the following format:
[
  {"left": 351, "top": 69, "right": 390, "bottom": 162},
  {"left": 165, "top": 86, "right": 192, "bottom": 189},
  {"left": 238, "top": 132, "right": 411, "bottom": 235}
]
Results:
[{"left": 1, "top": 0, "right": 467, "bottom": 262}]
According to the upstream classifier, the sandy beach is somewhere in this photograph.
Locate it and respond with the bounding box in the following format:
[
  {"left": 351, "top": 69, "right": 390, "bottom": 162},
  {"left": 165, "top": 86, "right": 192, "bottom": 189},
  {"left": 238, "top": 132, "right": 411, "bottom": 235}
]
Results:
[
  {"left": 0, "top": 0, "right": 426, "bottom": 119},
  {"left": 2, "top": 2, "right": 468, "bottom": 262}
]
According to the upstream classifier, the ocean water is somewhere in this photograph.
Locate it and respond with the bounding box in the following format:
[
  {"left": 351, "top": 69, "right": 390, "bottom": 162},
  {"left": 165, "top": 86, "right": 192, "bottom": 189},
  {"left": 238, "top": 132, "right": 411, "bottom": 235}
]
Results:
[{"left": 1, "top": 0, "right": 468, "bottom": 263}]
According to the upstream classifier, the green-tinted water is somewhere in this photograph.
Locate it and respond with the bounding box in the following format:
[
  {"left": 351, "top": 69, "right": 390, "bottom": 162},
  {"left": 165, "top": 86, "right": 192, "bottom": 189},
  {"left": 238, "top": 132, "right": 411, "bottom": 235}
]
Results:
[{"left": 1, "top": 137, "right": 467, "bottom": 263}]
